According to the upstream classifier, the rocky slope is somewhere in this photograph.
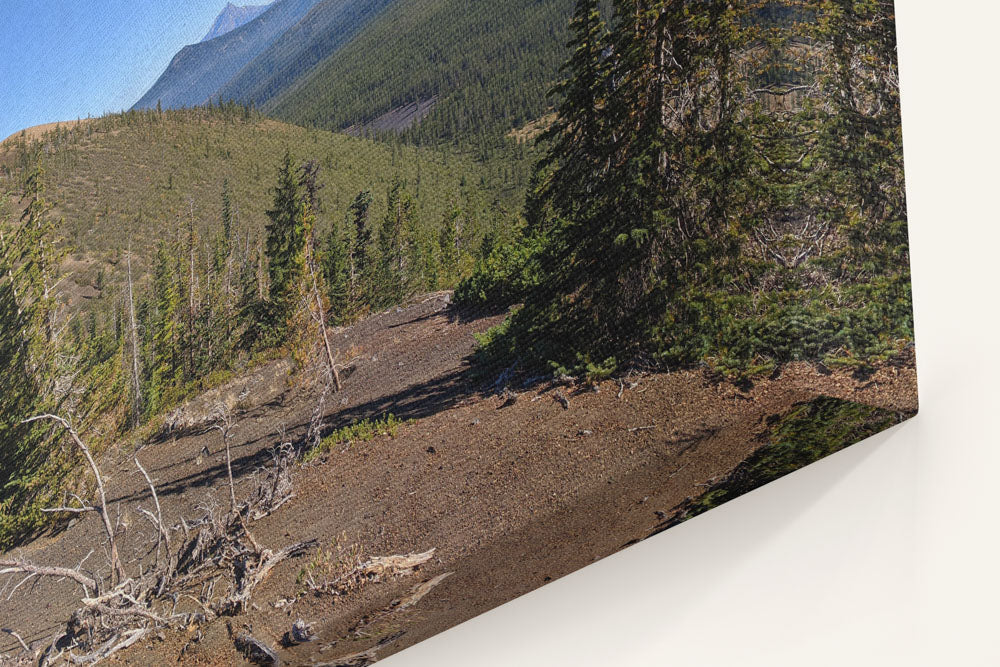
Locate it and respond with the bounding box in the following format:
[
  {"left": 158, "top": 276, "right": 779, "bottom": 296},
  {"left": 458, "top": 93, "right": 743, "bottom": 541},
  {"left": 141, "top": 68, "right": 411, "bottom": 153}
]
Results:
[{"left": 0, "top": 295, "right": 918, "bottom": 663}]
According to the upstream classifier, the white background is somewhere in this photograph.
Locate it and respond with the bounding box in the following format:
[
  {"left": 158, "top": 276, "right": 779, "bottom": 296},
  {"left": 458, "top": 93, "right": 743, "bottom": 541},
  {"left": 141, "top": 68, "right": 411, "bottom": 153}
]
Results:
[{"left": 384, "top": 2, "right": 1000, "bottom": 665}]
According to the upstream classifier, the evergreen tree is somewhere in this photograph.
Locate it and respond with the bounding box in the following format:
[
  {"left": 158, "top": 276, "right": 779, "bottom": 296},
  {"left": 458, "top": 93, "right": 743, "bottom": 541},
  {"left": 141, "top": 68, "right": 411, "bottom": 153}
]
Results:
[
  {"left": 438, "top": 206, "right": 461, "bottom": 285},
  {"left": 534, "top": 0, "right": 608, "bottom": 224},
  {"left": 471, "top": 0, "right": 756, "bottom": 371},
  {"left": 148, "top": 240, "right": 183, "bottom": 415},
  {"left": 18, "top": 163, "right": 62, "bottom": 356},
  {"left": 818, "top": 0, "right": 908, "bottom": 277},
  {"left": 459, "top": 0, "right": 913, "bottom": 378},
  {"left": 207, "top": 184, "right": 237, "bottom": 369},
  {"left": 221, "top": 178, "right": 234, "bottom": 244},
  {"left": 286, "top": 187, "right": 322, "bottom": 371},
  {"left": 264, "top": 151, "right": 309, "bottom": 339},
  {"left": 375, "top": 178, "right": 415, "bottom": 307},
  {"left": 0, "top": 203, "right": 42, "bottom": 493},
  {"left": 348, "top": 190, "right": 375, "bottom": 305},
  {"left": 0, "top": 172, "right": 66, "bottom": 541},
  {"left": 322, "top": 221, "right": 352, "bottom": 324},
  {"left": 180, "top": 206, "right": 200, "bottom": 379},
  {"left": 236, "top": 232, "right": 266, "bottom": 349},
  {"left": 404, "top": 206, "right": 425, "bottom": 294}
]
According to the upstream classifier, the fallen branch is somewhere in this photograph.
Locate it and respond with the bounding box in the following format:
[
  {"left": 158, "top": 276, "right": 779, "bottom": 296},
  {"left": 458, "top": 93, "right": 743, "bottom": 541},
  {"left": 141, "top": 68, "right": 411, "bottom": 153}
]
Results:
[
  {"left": 305, "top": 549, "right": 436, "bottom": 597},
  {"left": 347, "top": 569, "right": 451, "bottom": 637},
  {"left": 0, "top": 560, "right": 97, "bottom": 596},
  {"left": 394, "top": 572, "right": 452, "bottom": 611},
  {"left": 215, "top": 539, "right": 319, "bottom": 616},
  {"left": 23, "top": 414, "right": 127, "bottom": 584},
  {"left": 68, "top": 628, "right": 147, "bottom": 665},
  {"left": 1, "top": 628, "right": 30, "bottom": 653},
  {"left": 41, "top": 504, "right": 98, "bottom": 515},
  {"left": 357, "top": 550, "right": 436, "bottom": 580}
]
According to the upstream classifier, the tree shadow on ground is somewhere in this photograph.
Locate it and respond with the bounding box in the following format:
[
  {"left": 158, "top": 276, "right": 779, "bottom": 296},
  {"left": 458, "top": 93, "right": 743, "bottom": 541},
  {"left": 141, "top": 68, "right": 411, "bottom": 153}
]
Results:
[{"left": 110, "top": 363, "right": 482, "bottom": 508}]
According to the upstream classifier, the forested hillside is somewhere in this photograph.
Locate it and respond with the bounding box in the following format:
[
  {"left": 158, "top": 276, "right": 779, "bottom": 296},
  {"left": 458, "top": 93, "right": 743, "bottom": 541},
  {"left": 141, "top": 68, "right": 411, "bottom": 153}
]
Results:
[
  {"left": 136, "top": 0, "right": 583, "bottom": 147},
  {"left": 213, "top": 0, "right": 400, "bottom": 110},
  {"left": 268, "top": 0, "right": 579, "bottom": 143},
  {"left": 0, "top": 107, "right": 531, "bottom": 309}
]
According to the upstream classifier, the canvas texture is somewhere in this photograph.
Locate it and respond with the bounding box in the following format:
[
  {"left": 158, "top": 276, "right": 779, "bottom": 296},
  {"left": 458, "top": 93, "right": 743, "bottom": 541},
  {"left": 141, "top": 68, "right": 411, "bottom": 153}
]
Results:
[{"left": 0, "top": 1, "right": 916, "bottom": 664}]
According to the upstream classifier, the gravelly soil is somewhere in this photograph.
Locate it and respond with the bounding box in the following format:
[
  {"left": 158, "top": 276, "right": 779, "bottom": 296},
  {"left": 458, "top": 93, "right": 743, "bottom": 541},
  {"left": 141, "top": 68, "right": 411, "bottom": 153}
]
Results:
[{"left": 0, "top": 294, "right": 918, "bottom": 664}]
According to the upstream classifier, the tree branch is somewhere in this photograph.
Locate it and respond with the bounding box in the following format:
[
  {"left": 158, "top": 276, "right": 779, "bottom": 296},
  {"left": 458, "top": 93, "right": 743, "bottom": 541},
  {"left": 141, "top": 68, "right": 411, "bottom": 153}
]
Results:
[
  {"left": 0, "top": 560, "right": 97, "bottom": 596},
  {"left": 22, "top": 414, "right": 126, "bottom": 584}
]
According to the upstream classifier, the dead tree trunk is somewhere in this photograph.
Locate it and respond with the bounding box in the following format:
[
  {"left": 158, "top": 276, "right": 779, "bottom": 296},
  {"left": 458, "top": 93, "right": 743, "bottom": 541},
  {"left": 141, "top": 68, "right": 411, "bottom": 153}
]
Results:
[
  {"left": 211, "top": 405, "right": 237, "bottom": 513},
  {"left": 308, "top": 259, "right": 342, "bottom": 393},
  {"left": 188, "top": 202, "right": 198, "bottom": 376},
  {"left": 22, "top": 414, "right": 127, "bottom": 584},
  {"left": 126, "top": 248, "right": 143, "bottom": 425}
]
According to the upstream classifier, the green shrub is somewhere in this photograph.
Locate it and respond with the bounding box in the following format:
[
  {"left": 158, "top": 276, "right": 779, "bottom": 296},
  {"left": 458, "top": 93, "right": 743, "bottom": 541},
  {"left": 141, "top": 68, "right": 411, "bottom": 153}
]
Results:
[
  {"left": 653, "top": 273, "right": 914, "bottom": 379},
  {"left": 304, "top": 414, "right": 404, "bottom": 463},
  {"left": 454, "top": 232, "right": 544, "bottom": 310}
]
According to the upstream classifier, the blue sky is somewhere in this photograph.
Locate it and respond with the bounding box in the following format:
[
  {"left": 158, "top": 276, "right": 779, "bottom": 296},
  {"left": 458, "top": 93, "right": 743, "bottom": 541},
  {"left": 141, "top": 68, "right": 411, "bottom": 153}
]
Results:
[{"left": 0, "top": 1, "right": 236, "bottom": 140}]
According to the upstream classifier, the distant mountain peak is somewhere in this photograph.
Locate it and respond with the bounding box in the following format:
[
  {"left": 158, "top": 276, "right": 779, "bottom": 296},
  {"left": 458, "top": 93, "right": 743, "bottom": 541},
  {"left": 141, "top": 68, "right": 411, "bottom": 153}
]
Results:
[{"left": 201, "top": 2, "right": 273, "bottom": 42}]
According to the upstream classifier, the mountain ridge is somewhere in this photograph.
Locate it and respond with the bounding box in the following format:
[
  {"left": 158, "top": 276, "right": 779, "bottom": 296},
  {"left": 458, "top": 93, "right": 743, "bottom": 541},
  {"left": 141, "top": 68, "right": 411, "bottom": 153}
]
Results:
[
  {"left": 133, "top": 0, "right": 577, "bottom": 143},
  {"left": 201, "top": 2, "right": 273, "bottom": 42},
  {"left": 133, "top": 0, "right": 322, "bottom": 110},
  {"left": 213, "top": 0, "right": 399, "bottom": 108}
]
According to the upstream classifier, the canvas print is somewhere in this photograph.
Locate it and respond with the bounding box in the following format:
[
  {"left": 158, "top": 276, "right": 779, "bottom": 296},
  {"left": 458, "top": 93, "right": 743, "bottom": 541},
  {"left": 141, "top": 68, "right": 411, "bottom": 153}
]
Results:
[{"left": 0, "top": 0, "right": 917, "bottom": 664}]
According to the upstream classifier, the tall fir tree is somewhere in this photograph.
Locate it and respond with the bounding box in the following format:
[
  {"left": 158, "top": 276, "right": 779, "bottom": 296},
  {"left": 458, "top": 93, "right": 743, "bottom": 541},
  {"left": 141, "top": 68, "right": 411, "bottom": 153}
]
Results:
[
  {"left": 534, "top": 0, "right": 608, "bottom": 226},
  {"left": 264, "top": 151, "right": 309, "bottom": 340},
  {"left": 818, "top": 0, "right": 907, "bottom": 277},
  {"left": 0, "top": 170, "right": 68, "bottom": 543},
  {"left": 348, "top": 190, "right": 375, "bottom": 306},
  {"left": 375, "top": 178, "right": 415, "bottom": 307},
  {"left": 183, "top": 205, "right": 200, "bottom": 378},
  {"left": 221, "top": 178, "right": 234, "bottom": 245},
  {"left": 438, "top": 206, "right": 461, "bottom": 285},
  {"left": 322, "top": 221, "right": 352, "bottom": 324},
  {"left": 17, "top": 163, "right": 63, "bottom": 358},
  {"left": 286, "top": 185, "right": 322, "bottom": 372},
  {"left": 480, "top": 0, "right": 755, "bottom": 371}
]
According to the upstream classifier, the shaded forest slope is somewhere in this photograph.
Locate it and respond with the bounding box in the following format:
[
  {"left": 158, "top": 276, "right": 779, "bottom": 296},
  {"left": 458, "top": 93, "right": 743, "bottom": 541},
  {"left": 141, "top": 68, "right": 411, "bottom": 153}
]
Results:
[
  {"left": 213, "top": 0, "right": 401, "bottom": 110},
  {"left": 134, "top": 0, "right": 582, "bottom": 146},
  {"left": 267, "top": 0, "right": 580, "bottom": 142}
]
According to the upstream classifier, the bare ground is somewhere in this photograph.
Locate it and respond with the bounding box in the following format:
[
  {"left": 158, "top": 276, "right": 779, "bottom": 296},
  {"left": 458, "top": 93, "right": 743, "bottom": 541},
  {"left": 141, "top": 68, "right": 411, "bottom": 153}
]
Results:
[{"left": 0, "top": 294, "right": 918, "bottom": 664}]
